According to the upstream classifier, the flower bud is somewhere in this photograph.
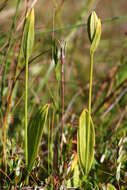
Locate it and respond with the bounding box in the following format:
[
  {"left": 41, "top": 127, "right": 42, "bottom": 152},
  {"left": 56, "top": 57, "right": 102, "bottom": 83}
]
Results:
[{"left": 87, "top": 11, "right": 101, "bottom": 54}]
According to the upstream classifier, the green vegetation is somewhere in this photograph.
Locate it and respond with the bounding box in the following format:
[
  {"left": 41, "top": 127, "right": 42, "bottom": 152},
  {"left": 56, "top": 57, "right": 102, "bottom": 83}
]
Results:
[{"left": 0, "top": 0, "right": 127, "bottom": 189}]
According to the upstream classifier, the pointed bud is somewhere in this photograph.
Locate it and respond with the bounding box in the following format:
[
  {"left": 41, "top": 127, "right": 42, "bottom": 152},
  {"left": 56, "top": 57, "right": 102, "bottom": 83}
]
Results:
[
  {"left": 87, "top": 11, "right": 101, "bottom": 54},
  {"left": 22, "top": 8, "right": 35, "bottom": 60}
]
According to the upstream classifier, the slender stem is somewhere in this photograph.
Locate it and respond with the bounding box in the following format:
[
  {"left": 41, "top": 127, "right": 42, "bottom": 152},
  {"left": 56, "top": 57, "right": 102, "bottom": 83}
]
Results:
[
  {"left": 48, "top": 113, "right": 51, "bottom": 175},
  {"left": 3, "top": 118, "right": 7, "bottom": 171},
  {"left": 25, "top": 56, "right": 29, "bottom": 185},
  {"left": 87, "top": 53, "right": 94, "bottom": 169},
  {"left": 60, "top": 44, "right": 65, "bottom": 162},
  {"left": 25, "top": 57, "right": 28, "bottom": 166},
  {"left": 57, "top": 82, "right": 60, "bottom": 168},
  {"left": 88, "top": 53, "right": 94, "bottom": 121}
]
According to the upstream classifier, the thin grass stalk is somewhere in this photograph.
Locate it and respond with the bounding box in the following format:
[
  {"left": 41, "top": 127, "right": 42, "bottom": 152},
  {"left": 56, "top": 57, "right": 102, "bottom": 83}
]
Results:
[
  {"left": 57, "top": 62, "right": 61, "bottom": 165},
  {"left": 2, "top": 0, "right": 21, "bottom": 171},
  {"left": 48, "top": 109, "right": 54, "bottom": 177},
  {"left": 3, "top": 116, "right": 7, "bottom": 171},
  {"left": 25, "top": 56, "right": 28, "bottom": 167},
  {"left": 60, "top": 43, "right": 66, "bottom": 163},
  {"left": 48, "top": 112, "right": 51, "bottom": 175},
  {"left": 2, "top": 56, "right": 20, "bottom": 172},
  {"left": 36, "top": 14, "right": 127, "bottom": 36},
  {"left": 0, "top": 0, "right": 21, "bottom": 103},
  {"left": 57, "top": 82, "right": 60, "bottom": 166},
  {"left": 51, "top": 110, "right": 54, "bottom": 172},
  {"left": 45, "top": 0, "right": 65, "bottom": 31},
  {"left": 2, "top": 41, "right": 24, "bottom": 144},
  {"left": 25, "top": 56, "right": 29, "bottom": 185}
]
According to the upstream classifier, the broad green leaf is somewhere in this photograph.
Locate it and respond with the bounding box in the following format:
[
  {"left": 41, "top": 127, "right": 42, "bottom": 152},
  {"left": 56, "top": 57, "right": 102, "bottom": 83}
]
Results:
[
  {"left": 107, "top": 183, "right": 117, "bottom": 190},
  {"left": 27, "top": 104, "right": 49, "bottom": 173},
  {"left": 77, "top": 109, "right": 95, "bottom": 176},
  {"left": 22, "top": 8, "right": 34, "bottom": 60}
]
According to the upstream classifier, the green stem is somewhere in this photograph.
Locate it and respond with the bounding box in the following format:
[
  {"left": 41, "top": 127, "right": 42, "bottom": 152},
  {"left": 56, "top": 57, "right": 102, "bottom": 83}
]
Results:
[
  {"left": 48, "top": 115, "right": 50, "bottom": 175},
  {"left": 25, "top": 57, "right": 28, "bottom": 167},
  {"left": 25, "top": 56, "right": 29, "bottom": 185},
  {"left": 87, "top": 53, "right": 94, "bottom": 170},
  {"left": 88, "top": 53, "right": 93, "bottom": 122}
]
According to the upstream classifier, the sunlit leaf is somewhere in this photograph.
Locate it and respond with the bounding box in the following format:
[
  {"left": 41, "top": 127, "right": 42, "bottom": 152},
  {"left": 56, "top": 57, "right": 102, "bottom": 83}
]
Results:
[
  {"left": 77, "top": 109, "right": 95, "bottom": 176},
  {"left": 27, "top": 104, "right": 49, "bottom": 173}
]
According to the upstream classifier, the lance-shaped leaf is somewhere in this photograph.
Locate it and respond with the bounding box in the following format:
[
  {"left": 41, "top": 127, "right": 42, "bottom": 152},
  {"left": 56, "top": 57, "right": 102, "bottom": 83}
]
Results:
[
  {"left": 27, "top": 104, "right": 49, "bottom": 173},
  {"left": 22, "top": 8, "right": 34, "bottom": 60},
  {"left": 77, "top": 109, "right": 95, "bottom": 176}
]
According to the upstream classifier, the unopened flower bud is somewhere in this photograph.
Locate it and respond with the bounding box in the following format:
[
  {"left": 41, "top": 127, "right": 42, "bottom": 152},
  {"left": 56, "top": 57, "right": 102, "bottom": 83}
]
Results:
[{"left": 87, "top": 11, "right": 101, "bottom": 54}]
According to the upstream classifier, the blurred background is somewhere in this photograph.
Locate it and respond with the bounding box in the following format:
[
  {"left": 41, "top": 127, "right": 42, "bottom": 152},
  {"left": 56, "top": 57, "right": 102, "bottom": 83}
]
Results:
[{"left": 0, "top": 0, "right": 127, "bottom": 187}]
